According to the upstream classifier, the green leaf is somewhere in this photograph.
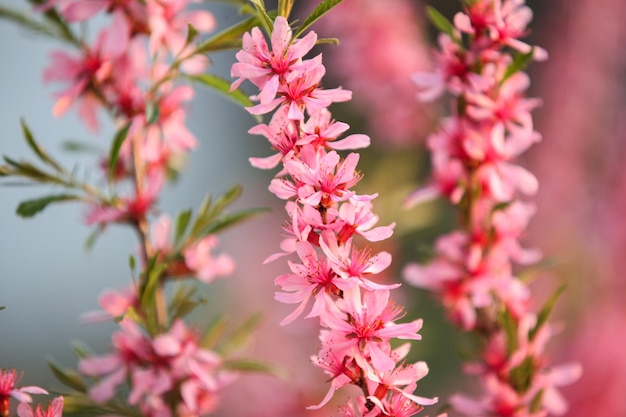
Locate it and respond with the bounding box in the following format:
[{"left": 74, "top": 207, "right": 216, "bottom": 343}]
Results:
[
  {"left": 294, "top": 0, "right": 344, "bottom": 38},
  {"left": 315, "top": 37, "right": 340, "bottom": 46},
  {"left": 16, "top": 194, "right": 80, "bottom": 218},
  {"left": 21, "top": 119, "right": 63, "bottom": 172},
  {"left": 529, "top": 284, "right": 566, "bottom": 340},
  {"left": 84, "top": 228, "right": 102, "bottom": 252},
  {"left": 61, "top": 140, "right": 100, "bottom": 154},
  {"left": 175, "top": 209, "right": 193, "bottom": 244},
  {"left": 168, "top": 285, "right": 204, "bottom": 320},
  {"left": 278, "top": 0, "right": 295, "bottom": 18},
  {"left": 501, "top": 49, "right": 535, "bottom": 84},
  {"left": 48, "top": 360, "right": 87, "bottom": 393},
  {"left": 509, "top": 356, "right": 535, "bottom": 393},
  {"left": 191, "top": 185, "right": 242, "bottom": 237},
  {"left": 2, "top": 156, "right": 61, "bottom": 184},
  {"left": 187, "top": 74, "right": 260, "bottom": 121},
  {"left": 249, "top": 0, "right": 274, "bottom": 33},
  {"left": 500, "top": 307, "right": 518, "bottom": 355},
  {"left": 201, "top": 315, "right": 228, "bottom": 349},
  {"left": 530, "top": 389, "right": 544, "bottom": 413},
  {"left": 220, "top": 313, "right": 263, "bottom": 354},
  {"left": 185, "top": 23, "right": 199, "bottom": 47},
  {"left": 193, "top": 15, "right": 260, "bottom": 54},
  {"left": 200, "top": 207, "right": 269, "bottom": 236},
  {"left": 426, "top": 6, "right": 457, "bottom": 40},
  {"left": 108, "top": 122, "right": 131, "bottom": 182},
  {"left": 145, "top": 101, "right": 160, "bottom": 126},
  {"left": 0, "top": 5, "right": 65, "bottom": 40},
  {"left": 222, "top": 358, "right": 286, "bottom": 378}
]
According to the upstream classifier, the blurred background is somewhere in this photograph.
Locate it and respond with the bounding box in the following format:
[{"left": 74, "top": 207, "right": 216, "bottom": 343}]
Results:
[{"left": 1, "top": 0, "right": 625, "bottom": 415}]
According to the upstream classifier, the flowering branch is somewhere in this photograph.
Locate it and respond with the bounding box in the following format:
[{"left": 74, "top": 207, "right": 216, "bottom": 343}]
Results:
[
  {"left": 231, "top": 3, "right": 443, "bottom": 415},
  {"left": 404, "top": 1, "right": 581, "bottom": 416}
]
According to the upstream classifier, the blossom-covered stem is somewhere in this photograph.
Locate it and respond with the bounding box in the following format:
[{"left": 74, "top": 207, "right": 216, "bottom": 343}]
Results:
[
  {"left": 405, "top": 1, "right": 580, "bottom": 416},
  {"left": 232, "top": 10, "right": 440, "bottom": 416}
]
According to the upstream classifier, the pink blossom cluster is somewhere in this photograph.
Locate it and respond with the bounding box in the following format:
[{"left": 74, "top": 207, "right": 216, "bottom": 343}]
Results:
[
  {"left": 38, "top": 0, "right": 213, "bottom": 228},
  {"left": 0, "top": 369, "right": 62, "bottom": 417},
  {"left": 404, "top": 1, "right": 580, "bottom": 416},
  {"left": 231, "top": 16, "right": 441, "bottom": 417},
  {"left": 79, "top": 319, "right": 234, "bottom": 417},
  {"left": 33, "top": 1, "right": 238, "bottom": 414}
]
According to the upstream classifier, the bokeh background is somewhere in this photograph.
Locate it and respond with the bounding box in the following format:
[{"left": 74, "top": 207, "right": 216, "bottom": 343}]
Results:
[{"left": 1, "top": 0, "right": 625, "bottom": 415}]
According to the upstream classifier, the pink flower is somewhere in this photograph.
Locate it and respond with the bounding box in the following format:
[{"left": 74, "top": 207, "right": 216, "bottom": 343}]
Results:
[
  {"left": 17, "top": 396, "right": 63, "bottom": 417},
  {"left": 0, "top": 369, "right": 48, "bottom": 410},
  {"left": 231, "top": 16, "right": 317, "bottom": 103},
  {"left": 44, "top": 11, "right": 131, "bottom": 130},
  {"left": 322, "top": 287, "right": 423, "bottom": 372},
  {"left": 183, "top": 235, "right": 235, "bottom": 283},
  {"left": 147, "top": 0, "right": 216, "bottom": 56}
]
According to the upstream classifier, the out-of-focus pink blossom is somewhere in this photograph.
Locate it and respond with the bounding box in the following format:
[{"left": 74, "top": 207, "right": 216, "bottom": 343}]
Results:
[{"left": 16, "top": 396, "right": 63, "bottom": 417}]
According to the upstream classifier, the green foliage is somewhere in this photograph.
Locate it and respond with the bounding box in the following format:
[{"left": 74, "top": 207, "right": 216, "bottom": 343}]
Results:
[
  {"left": 509, "top": 356, "right": 535, "bottom": 393},
  {"left": 501, "top": 49, "right": 535, "bottom": 84},
  {"left": 294, "top": 0, "right": 345, "bottom": 38},
  {"left": 48, "top": 360, "right": 88, "bottom": 393},
  {"left": 426, "top": 6, "right": 457, "bottom": 40},
  {"left": 16, "top": 194, "right": 80, "bottom": 218},
  {"left": 194, "top": 15, "right": 261, "bottom": 54},
  {"left": 168, "top": 284, "right": 206, "bottom": 321},
  {"left": 21, "top": 119, "right": 63, "bottom": 172},
  {"left": 530, "top": 284, "right": 566, "bottom": 340},
  {"left": 222, "top": 358, "right": 286, "bottom": 378},
  {"left": 187, "top": 73, "right": 261, "bottom": 121},
  {"left": 248, "top": 0, "right": 274, "bottom": 33},
  {"left": 108, "top": 122, "right": 131, "bottom": 182},
  {"left": 278, "top": 0, "right": 295, "bottom": 18},
  {"left": 499, "top": 307, "right": 518, "bottom": 355}
]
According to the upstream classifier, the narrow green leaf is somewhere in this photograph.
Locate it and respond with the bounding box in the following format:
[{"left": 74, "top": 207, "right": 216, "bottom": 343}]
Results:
[
  {"left": 500, "top": 308, "right": 518, "bottom": 356},
  {"left": 201, "top": 315, "right": 228, "bottom": 349},
  {"left": 145, "top": 101, "right": 160, "bottom": 126},
  {"left": 220, "top": 313, "right": 263, "bottom": 354},
  {"left": 16, "top": 194, "right": 80, "bottom": 218},
  {"left": 129, "top": 254, "right": 137, "bottom": 272},
  {"left": 508, "top": 356, "right": 535, "bottom": 393},
  {"left": 168, "top": 285, "right": 204, "bottom": 320},
  {"left": 278, "top": 0, "right": 295, "bottom": 18},
  {"left": 21, "top": 119, "right": 63, "bottom": 172},
  {"left": 294, "top": 0, "right": 344, "bottom": 38},
  {"left": 85, "top": 228, "right": 102, "bottom": 252},
  {"left": 193, "top": 15, "right": 260, "bottom": 54},
  {"left": 530, "top": 389, "right": 544, "bottom": 413},
  {"left": 185, "top": 23, "right": 199, "bottom": 47},
  {"left": 222, "top": 359, "right": 286, "bottom": 378},
  {"left": 501, "top": 49, "right": 535, "bottom": 83},
  {"left": 108, "top": 123, "right": 131, "bottom": 182},
  {"left": 0, "top": 306, "right": 5, "bottom": 311},
  {"left": 187, "top": 74, "right": 259, "bottom": 119},
  {"left": 48, "top": 360, "right": 87, "bottom": 393},
  {"left": 192, "top": 185, "right": 243, "bottom": 238},
  {"left": 249, "top": 0, "right": 274, "bottom": 33},
  {"left": 61, "top": 140, "right": 100, "bottom": 154},
  {"left": 3, "top": 156, "right": 60, "bottom": 184},
  {"left": 529, "top": 284, "right": 566, "bottom": 340},
  {"left": 315, "top": 37, "right": 340, "bottom": 46},
  {"left": 175, "top": 209, "right": 193, "bottom": 244},
  {"left": 426, "top": 6, "right": 457, "bottom": 40},
  {"left": 0, "top": 6, "right": 64, "bottom": 40},
  {"left": 200, "top": 207, "right": 269, "bottom": 236}
]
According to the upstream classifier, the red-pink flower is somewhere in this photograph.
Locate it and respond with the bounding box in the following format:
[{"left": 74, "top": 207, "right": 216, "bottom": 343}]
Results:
[{"left": 17, "top": 396, "right": 63, "bottom": 417}]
